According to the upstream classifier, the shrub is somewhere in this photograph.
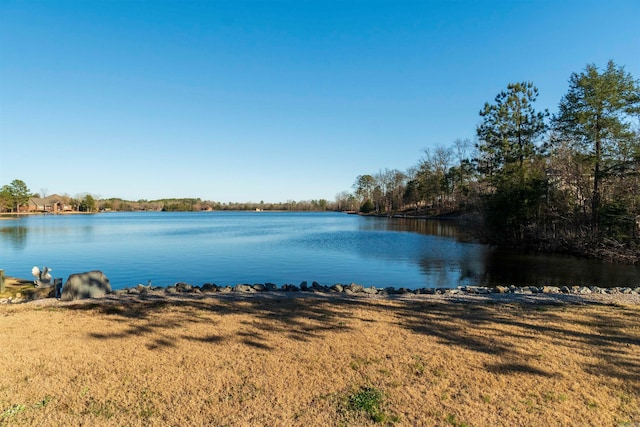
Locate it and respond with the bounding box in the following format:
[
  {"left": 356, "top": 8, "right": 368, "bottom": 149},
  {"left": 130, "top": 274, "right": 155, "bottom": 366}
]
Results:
[{"left": 360, "top": 199, "right": 375, "bottom": 214}]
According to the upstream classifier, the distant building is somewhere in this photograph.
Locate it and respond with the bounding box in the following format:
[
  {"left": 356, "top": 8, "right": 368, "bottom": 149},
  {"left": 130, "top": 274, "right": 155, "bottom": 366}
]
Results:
[
  {"left": 21, "top": 196, "right": 72, "bottom": 213},
  {"left": 26, "top": 197, "right": 53, "bottom": 212}
]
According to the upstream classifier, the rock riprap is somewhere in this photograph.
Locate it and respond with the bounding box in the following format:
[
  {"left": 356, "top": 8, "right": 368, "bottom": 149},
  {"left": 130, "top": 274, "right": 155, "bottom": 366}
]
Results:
[
  {"left": 60, "top": 270, "right": 112, "bottom": 301},
  {"left": 4, "top": 277, "right": 640, "bottom": 304}
]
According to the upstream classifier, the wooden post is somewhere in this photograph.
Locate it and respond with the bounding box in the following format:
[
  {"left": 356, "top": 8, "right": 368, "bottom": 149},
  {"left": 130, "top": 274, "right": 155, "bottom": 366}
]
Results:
[
  {"left": 0, "top": 270, "right": 5, "bottom": 294},
  {"left": 54, "top": 278, "right": 62, "bottom": 298}
]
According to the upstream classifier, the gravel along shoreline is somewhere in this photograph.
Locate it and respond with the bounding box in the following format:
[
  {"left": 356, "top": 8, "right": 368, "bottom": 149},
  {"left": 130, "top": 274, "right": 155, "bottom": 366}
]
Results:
[{"left": 9, "top": 281, "right": 640, "bottom": 307}]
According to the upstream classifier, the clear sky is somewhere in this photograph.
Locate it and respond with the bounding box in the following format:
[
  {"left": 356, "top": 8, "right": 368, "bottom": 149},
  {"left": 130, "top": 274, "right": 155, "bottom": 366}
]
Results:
[{"left": 1, "top": 0, "right": 638, "bottom": 203}]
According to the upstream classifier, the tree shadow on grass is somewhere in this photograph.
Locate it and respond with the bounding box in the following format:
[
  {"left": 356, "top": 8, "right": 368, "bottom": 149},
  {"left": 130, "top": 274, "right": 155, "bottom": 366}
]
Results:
[
  {"left": 485, "top": 362, "right": 554, "bottom": 377},
  {"left": 182, "top": 333, "right": 226, "bottom": 344},
  {"left": 59, "top": 293, "right": 640, "bottom": 391},
  {"left": 389, "top": 301, "right": 515, "bottom": 356},
  {"left": 390, "top": 297, "right": 640, "bottom": 391},
  {"left": 62, "top": 293, "right": 353, "bottom": 352}
]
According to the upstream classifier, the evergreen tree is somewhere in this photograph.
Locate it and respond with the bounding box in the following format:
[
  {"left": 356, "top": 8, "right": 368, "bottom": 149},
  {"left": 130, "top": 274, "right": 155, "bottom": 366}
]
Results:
[
  {"left": 553, "top": 60, "right": 640, "bottom": 237},
  {"left": 475, "top": 82, "right": 549, "bottom": 242},
  {"left": 0, "top": 185, "right": 13, "bottom": 212},
  {"left": 476, "top": 82, "right": 548, "bottom": 186},
  {"left": 8, "top": 179, "right": 31, "bottom": 212}
]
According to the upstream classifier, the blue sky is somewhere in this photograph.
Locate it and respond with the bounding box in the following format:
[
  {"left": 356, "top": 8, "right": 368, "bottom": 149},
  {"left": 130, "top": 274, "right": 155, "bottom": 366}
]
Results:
[{"left": 1, "top": 0, "right": 638, "bottom": 203}]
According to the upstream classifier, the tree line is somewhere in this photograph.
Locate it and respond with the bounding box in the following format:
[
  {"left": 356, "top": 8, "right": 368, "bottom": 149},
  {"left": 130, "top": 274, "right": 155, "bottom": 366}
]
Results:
[
  {"left": 342, "top": 61, "right": 639, "bottom": 262},
  {"left": 0, "top": 182, "right": 100, "bottom": 213},
  {"left": 0, "top": 183, "right": 335, "bottom": 213},
  {"left": 99, "top": 198, "right": 333, "bottom": 212}
]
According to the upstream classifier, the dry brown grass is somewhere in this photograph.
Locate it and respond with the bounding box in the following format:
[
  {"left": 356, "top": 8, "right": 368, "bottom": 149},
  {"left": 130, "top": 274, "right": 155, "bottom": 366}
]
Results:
[
  {"left": 0, "top": 277, "right": 39, "bottom": 300},
  {"left": 1, "top": 293, "right": 639, "bottom": 426}
]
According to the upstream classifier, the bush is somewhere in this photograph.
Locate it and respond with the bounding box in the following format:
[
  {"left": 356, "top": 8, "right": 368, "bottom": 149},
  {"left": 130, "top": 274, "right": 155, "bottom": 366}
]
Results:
[{"left": 360, "top": 199, "right": 375, "bottom": 214}]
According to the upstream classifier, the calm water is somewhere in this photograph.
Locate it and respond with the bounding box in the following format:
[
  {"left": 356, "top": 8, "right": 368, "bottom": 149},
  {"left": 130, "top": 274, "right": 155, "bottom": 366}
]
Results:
[{"left": 1, "top": 212, "right": 638, "bottom": 290}]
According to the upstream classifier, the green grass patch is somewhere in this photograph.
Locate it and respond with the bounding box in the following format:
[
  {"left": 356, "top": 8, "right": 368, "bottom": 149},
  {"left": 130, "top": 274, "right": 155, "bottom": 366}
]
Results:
[
  {"left": 410, "top": 355, "right": 427, "bottom": 376},
  {"left": 412, "top": 361, "right": 425, "bottom": 375},
  {"left": 33, "top": 396, "right": 52, "bottom": 408},
  {"left": 350, "top": 356, "right": 378, "bottom": 371},
  {"left": 1, "top": 396, "right": 53, "bottom": 420},
  {"left": 347, "top": 386, "right": 398, "bottom": 424},
  {"left": 84, "top": 398, "right": 116, "bottom": 419},
  {"left": 349, "top": 387, "right": 382, "bottom": 415},
  {"left": 542, "top": 391, "right": 567, "bottom": 403},
  {"left": 1, "top": 404, "right": 27, "bottom": 419},
  {"left": 445, "top": 413, "right": 469, "bottom": 427}
]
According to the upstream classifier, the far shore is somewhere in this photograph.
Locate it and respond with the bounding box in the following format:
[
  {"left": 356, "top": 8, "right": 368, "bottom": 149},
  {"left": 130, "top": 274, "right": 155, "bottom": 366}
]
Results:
[{"left": 1, "top": 211, "right": 97, "bottom": 216}]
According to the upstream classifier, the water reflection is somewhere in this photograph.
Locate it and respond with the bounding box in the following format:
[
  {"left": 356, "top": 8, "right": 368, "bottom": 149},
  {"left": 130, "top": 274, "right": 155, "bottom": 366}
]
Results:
[
  {"left": 356, "top": 217, "right": 488, "bottom": 288},
  {"left": 1, "top": 217, "right": 96, "bottom": 240},
  {"left": 480, "top": 250, "right": 640, "bottom": 287},
  {"left": 359, "top": 217, "right": 466, "bottom": 240},
  {"left": 0, "top": 225, "right": 28, "bottom": 250},
  {"left": 358, "top": 217, "right": 640, "bottom": 288}
]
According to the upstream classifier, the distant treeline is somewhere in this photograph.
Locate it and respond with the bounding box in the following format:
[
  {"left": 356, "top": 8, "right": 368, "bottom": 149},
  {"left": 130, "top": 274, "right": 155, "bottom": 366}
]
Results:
[
  {"left": 342, "top": 61, "right": 639, "bottom": 263},
  {"left": 100, "top": 198, "right": 334, "bottom": 212},
  {"left": 1, "top": 184, "right": 335, "bottom": 213},
  {"left": 0, "top": 183, "right": 336, "bottom": 213}
]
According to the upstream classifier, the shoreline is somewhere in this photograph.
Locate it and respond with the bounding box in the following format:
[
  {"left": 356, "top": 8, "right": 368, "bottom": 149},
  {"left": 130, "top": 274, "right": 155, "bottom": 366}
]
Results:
[
  {"left": 3, "top": 276, "right": 639, "bottom": 306},
  {"left": 0, "top": 211, "right": 97, "bottom": 217}
]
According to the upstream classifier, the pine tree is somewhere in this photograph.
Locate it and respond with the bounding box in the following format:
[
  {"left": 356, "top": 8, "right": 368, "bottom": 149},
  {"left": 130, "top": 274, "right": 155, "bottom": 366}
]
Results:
[{"left": 553, "top": 60, "right": 640, "bottom": 237}]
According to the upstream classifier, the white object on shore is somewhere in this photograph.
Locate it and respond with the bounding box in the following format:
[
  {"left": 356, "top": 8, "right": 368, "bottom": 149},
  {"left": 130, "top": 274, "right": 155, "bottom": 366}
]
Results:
[{"left": 32, "top": 266, "right": 53, "bottom": 287}]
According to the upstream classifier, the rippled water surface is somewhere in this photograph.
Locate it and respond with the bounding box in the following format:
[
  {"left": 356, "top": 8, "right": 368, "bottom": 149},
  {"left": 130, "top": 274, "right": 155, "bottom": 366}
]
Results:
[{"left": 1, "top": 212, "right": 638, "bottom": 290}]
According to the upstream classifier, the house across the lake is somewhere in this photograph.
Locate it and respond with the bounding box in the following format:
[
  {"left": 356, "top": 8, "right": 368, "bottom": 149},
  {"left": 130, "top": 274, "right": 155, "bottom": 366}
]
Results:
[{"left": 20, "top": 196, "right": 73, "bottom": 213}]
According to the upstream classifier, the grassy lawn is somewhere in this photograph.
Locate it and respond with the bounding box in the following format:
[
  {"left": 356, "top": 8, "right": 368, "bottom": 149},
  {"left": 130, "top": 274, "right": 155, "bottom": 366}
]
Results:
[{"left": 0, "top": 294, "right": 638, "bottom": 426}]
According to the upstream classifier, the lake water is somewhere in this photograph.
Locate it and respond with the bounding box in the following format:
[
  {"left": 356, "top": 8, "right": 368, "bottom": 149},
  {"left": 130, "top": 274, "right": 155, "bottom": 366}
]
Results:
[{"left": 1, "top": 212, "right": 638, "bottom": 290}]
